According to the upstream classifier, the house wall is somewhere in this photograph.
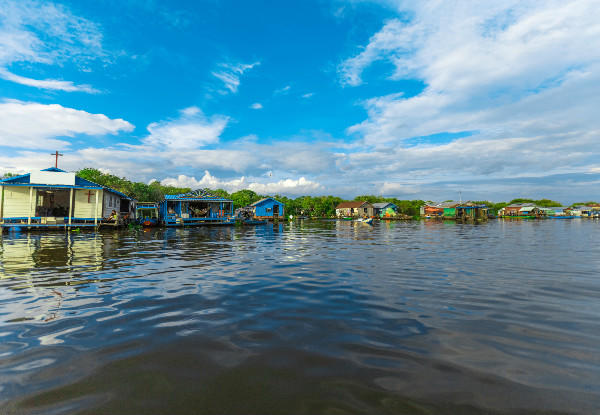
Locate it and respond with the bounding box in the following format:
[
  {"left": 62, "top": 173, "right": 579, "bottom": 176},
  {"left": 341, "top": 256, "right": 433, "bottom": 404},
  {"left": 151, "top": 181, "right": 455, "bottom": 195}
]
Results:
[
  {"left": 443, "top": 208, "right": 456, "bottom": 217},
  {"left": 255, "top": 201, "right": 284, "bottom": 217},
  {"left": 73, "top": 189, "right": 104, "bottom": 218},
  {"left": 2, "top": 187, "right": 37, "bottom": 218},
  {"left": 103, "top": 192, "right": 121, "bottom": 218}
]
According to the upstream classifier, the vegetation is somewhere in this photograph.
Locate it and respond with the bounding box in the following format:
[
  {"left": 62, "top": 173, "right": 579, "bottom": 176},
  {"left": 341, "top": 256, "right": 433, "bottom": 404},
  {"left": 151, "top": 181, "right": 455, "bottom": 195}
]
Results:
[{"left": 2, "top": 167, "right": 587, "bottom": 216}]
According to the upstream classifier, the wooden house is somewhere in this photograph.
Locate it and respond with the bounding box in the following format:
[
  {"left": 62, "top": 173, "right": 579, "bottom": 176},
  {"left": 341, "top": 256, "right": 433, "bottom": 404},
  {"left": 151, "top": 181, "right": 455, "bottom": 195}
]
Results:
[
  {"left": 159, "top": 189, "right": 235, "bottom": 226},
  {"left": 499, "top": 203, "right": 537, "bottom": 217},
  {"left": 373, "top": 202, "right": 398, "bottom": 218},
  {"left": 0, "top": 167, "right": 132, "bottom": 229},
  {"left": 455, "top": 203, "right": 488, "bottom": 219},
  {"left": 250, "top": 197, "right": 285, "bottom": 220},
  {"left": 335, "top": 201, "right": 374, "bottom": 218},
  {"left": 420, "top": 201, "right": 459, "bottom": 217}
]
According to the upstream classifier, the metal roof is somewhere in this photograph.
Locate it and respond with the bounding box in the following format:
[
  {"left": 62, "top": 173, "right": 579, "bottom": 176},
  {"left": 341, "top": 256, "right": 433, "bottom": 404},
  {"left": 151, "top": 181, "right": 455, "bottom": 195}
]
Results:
[
  {"left": 0, "top": 167, "right": 132, "bottom": 199},
  {"left": 250, "top": 197, "right": 285, "bottom": 207},
  {"left": 372, "top": 202, "right": 397, "bottom": 209},
  {"left": 163, "top": 189, "right": 231, "bottom": 202},
  {"left": 335, "top": 201, "right": 373, "bottom": 209}
]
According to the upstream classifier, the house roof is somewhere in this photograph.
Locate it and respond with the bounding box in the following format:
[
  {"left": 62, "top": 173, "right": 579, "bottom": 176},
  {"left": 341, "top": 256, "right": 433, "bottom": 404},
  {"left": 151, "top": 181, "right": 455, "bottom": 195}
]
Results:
[
  {"left": 163, "top": 189, "right": 231, "bottom": 202},
  {"left": 335, "top": 201, "right": 373, "bottom": 209},
  {"left": 0, "top": 167, "right": 132, "bottom": 199},
  {"left": 506, "top": 203, "right": 537, "bottom": 208},
  {"left": 372, "top": 202, "right": 397, "bottom": 209},
  {"left": 250, "top": 197, "right": 285, "bottom": 207}
]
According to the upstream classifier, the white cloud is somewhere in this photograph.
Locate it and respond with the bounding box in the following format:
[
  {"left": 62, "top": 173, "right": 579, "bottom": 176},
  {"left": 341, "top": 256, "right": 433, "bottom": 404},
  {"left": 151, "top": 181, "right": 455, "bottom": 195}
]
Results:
[
  {"left": 250, "top": 103, "right": 263, "bottom": 109},
  {"left": 161, "top": 171, "right": 323, "bottom": 195},
  {"left": 0, "top": 68, "right": 98, "bottom": 93},
  {"left": 336, "top": 0, "right": 600, "bottom": 182},
  {"left": 143, "top": 106, "right": 229, "bottom": 150},
  {"left": 212, "top": 61, "right": 260, "bottom": 94},
  {"left": 0, "top": 100, "right": 134, "bottom": 149},
  {"left": 274, "top": 85, "right": 291, "bottom": 94},
  {"left": 0, "top": 0, "right": 106, "bottom": 92},
  {"left": 302, "top": 92, "right": 314, "bottom": 99}
]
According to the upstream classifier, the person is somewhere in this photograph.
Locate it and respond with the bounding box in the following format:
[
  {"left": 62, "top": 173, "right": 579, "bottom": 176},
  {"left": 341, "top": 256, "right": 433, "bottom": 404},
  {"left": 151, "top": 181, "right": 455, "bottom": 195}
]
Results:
[{"left": 110, "top": 210, "right": 117, "bottom": 220}]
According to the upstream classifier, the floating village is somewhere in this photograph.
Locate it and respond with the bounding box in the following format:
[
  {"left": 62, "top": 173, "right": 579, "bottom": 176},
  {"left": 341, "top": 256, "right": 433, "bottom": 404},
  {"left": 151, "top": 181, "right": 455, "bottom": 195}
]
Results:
[{"left": 0, "top": 165, "right": 599, "bottom": 232}]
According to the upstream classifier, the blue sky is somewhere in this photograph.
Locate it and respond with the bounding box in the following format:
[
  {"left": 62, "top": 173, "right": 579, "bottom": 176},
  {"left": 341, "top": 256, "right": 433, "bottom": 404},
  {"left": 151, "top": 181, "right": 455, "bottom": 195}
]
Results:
[{"left": 1, "top": 0, "right": 599, "bottom": 203}]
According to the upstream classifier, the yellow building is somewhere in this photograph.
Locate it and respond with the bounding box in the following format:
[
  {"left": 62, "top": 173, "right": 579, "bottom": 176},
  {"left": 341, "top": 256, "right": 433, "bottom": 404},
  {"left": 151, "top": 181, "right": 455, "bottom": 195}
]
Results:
[{"left": 0, "top": 167, "right": 132, "bottom": 229}]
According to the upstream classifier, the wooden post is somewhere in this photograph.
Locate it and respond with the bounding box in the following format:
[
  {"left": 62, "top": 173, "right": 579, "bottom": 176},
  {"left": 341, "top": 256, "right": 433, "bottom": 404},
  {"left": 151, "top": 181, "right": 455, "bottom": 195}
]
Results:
[
  {"left": 28, "top": 186, "right": 33, "bottom": 225},
  {"left": 94, "top": 189, "right": 99, "bottom": 226},
  {"left": 0, "top": 185, "right": 4, "bottom": 223},
  {"left": 68, "top": 188, "right": 73, "bottom": 226}
]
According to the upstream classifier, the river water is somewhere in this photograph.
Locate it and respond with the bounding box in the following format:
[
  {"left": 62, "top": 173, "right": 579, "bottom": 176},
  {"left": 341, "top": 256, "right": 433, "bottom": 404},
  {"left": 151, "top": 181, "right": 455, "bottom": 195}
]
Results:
[{"left": 0, "top": 219, "right": 598, "bottom": 414}]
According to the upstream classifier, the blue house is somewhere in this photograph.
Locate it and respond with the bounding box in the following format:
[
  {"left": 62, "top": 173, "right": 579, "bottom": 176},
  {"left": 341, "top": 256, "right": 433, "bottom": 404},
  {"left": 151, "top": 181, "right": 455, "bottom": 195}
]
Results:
[
  {"left": 250, "top": 197, "right": 285, "bottom": 220},
  {"left": 0, "top": 167, "right": 133, "bottom": 229},
  {"left": 159, "top": 189, "right": 235, "bottom": 226}
]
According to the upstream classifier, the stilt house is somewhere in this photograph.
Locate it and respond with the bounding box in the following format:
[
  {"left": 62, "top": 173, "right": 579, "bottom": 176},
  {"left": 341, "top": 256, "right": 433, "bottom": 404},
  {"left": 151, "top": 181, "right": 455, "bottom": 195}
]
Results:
[
  {"left": 250, "top": 197, "right": 285, "bottom": 220},
  {"left": 0, "top": 167, "right": 132, "bottom": 229},
  {"left": 159, "top": 189, "right": 235, "bottom": 226}
]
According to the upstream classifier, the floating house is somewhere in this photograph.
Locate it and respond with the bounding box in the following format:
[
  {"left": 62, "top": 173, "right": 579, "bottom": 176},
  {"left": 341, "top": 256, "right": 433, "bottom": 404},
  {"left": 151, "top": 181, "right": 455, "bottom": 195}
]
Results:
[
  {"left": 335, "top": 201, "right": 374, "bottom": 218},
  {"left": 420, "top": 201, "right": 460, "bottom": 217},
  {"left": 498, "top": 203, "right": 537, "bottom": 217},
  {"left": 373, "top": 202, "right": 398, "bottom": 218},
  {"left": 159, "top": 189, "right": 235, "bottom": 226},
  {"left": 249, "top": 197, "right": 285, "bottom": 220},
  {"left": 0, "top": 167, "right": 132, "bottom": 229},
  {"left": 455, "top": 203, "right": 488, "bottom": 219},
  {"left": 567, "top": 205, "right": 599, "bottom": 217}
]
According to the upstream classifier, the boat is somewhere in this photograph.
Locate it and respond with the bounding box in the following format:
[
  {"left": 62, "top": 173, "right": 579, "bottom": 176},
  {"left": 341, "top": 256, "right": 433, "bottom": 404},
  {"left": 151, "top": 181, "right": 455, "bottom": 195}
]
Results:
[
  {"left": 242, "top": 218, "right": 268, "bottom": 225},
  {"left": 357, "top": 217, "right": 373, "bottom": 224},
  {"left": 135, "top": 202, "right": 159, "bottom": 227}
]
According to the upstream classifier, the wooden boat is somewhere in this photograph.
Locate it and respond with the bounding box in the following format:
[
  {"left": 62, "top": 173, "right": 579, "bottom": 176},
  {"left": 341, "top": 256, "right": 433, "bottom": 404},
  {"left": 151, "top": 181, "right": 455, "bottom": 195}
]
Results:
[
  {"left": 135, "top": 203, "right": 159, "bottom": 227},
  {"left": 242, "top": 218, "right": 268, "bottom": 225},
  {"left": 357, "top": 217, "right": 373, "bottom": 224}
]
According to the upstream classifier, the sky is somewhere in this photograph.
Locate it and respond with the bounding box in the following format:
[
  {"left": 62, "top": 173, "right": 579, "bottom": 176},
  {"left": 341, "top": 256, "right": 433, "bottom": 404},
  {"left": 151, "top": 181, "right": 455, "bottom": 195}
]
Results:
[{"left": 1, "top": 0, "right": 599, "bottom": 203}]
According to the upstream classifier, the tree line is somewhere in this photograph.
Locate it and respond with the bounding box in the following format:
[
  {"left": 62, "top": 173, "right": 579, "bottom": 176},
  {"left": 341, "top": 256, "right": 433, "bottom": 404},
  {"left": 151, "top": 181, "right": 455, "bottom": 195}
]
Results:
[{"left": 2, "top": 168, "right": 596, "bottom": 217}]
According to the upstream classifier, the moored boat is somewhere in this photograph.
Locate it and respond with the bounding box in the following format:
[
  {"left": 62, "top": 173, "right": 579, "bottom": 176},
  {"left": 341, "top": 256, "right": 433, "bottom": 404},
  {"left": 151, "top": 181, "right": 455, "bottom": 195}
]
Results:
[{"left": 135, "top": 202, "right": 159, "bottom": 226}]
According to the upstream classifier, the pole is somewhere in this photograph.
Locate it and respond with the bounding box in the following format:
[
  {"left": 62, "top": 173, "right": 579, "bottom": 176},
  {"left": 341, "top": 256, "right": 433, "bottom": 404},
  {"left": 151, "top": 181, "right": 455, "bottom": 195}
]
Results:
[
  {"left": 0, "top": 185, "right": 4, "bottom": 223},
  {"left": 94, "top": 189, "right": 99, "bottom": 226},
  {"left": 28, "top": 186, "right": 33, "bottom": 225},
  {"left": 68, "top": 188, "right": 73, "bottom": 226}
]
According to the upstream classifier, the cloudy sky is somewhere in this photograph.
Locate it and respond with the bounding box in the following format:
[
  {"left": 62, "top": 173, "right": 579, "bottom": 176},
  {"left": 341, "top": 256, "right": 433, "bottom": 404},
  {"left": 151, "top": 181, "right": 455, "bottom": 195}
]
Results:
[{"left": 1, "top": 0, "right": 599, "bottom": 203}]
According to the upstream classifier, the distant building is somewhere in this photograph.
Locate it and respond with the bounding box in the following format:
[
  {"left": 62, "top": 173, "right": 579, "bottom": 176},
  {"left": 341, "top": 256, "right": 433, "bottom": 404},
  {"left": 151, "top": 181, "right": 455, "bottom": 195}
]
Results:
[
  {"left": 420, "top": 201, "right": 460, "bottom": 217},
  {"left": 373, "top": 202, "right": 398, "bottom": 218},
  {"left": 335, "top": 201, "right": 374, "bottom": 218},
  {"left": 498, "top": 203, "right": 537, "bottom": 217},
  {"left": 250, "top": 197, "right": 285, "bottom": 220}
]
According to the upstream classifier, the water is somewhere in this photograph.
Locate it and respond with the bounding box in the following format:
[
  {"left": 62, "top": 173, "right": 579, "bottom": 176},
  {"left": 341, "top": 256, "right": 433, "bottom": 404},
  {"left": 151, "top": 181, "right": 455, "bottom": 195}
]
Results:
[{"left": 0, "top": 219, "right": 598, "bottom": 414}]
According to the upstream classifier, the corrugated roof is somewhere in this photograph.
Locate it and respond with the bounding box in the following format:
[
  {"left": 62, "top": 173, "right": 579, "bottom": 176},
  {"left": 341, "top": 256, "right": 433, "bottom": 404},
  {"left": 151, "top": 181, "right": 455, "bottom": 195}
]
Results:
[
  {"left": 372, "top": 202, "right": 397, "bottom": 209},
  {"left": 163, "top": 189, "right": 231, "bottom": 202},
  {"left": 250, "top": 197, "right": 285, "bottom": 207},
  {"left": 335, "top": 201, "right": 372, "bottom": 209},
  {"left": 0, "top": 167, "right": 131, "bottom": 199}
]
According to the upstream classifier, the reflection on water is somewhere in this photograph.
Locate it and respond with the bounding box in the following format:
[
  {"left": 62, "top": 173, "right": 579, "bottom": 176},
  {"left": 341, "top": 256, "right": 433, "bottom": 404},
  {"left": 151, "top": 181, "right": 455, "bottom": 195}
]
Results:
[{"left": 0, "top": 220, "right": 599, "bottom": 414}]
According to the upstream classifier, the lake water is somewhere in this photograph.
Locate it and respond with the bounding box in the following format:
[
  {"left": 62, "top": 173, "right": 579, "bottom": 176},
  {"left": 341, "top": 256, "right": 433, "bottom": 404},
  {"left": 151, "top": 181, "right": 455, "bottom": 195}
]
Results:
[{"left": 0, "top": 219, "right": 599, "bottom": 414}]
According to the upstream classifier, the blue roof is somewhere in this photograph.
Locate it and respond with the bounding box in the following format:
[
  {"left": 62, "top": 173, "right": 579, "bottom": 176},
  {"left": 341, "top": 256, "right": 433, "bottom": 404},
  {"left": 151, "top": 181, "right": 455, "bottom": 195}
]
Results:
[
  {"left": 250, "top": 197, "right": 285, "bottom": 207},
  {"left": 163, "top": 189, "right": 232, "bottom": 202}
]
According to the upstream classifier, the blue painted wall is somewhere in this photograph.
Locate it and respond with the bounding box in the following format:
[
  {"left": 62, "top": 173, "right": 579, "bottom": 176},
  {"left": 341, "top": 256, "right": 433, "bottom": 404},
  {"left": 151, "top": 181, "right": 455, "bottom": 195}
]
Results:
[{"left": 254, "top": 198, "right": 285, "bottom": 217}]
